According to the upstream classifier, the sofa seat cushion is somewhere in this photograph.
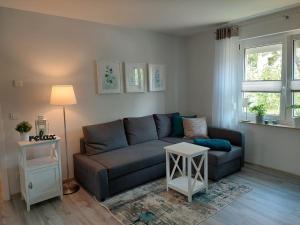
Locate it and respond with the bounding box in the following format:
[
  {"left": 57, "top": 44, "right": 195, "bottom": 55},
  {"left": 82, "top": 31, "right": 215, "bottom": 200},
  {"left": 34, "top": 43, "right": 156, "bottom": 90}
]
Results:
[
  {"left": 159, "top": 137, "right": 193, "bottom": 144},
  {"left": 124, "top": 115, "right": 158, "bottom": 145},
  {"left": 208, "top": 145, "right": 242, "bottom": 165},
  {"left": 88, "top": 140, "right": 170, "bottom": 179}
]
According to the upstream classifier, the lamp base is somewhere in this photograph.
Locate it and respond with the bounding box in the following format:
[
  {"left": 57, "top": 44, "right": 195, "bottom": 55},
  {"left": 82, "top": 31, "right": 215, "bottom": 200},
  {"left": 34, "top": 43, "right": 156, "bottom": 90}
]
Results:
[{"left": 63, "top": 181, "right": 80, "bottom": 195}]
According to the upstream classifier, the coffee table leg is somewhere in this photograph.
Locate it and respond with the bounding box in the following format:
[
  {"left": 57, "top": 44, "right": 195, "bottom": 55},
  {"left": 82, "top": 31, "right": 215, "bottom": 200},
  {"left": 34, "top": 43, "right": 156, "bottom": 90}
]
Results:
[
  {"left": 182, "top": 156, "right": 186, "bottom": 176},
  {"left": 205, "top": 152, "right": 208, "bottom": 192},
  {"left": 187, "top": 157, "right": 192, "bottom": 202},
  {"left": 166, "top": 151, "right": 170, "bottom": 191}
]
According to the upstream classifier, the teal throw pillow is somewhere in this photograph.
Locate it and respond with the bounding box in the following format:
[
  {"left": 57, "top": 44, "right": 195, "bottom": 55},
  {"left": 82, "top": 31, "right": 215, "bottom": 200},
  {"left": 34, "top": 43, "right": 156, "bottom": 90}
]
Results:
[
  {"left": 193, "top": 138, "right": 232, "bottom": 152},
  {"left": 171, "top": 115, "right": 197, "bottom": 137}
]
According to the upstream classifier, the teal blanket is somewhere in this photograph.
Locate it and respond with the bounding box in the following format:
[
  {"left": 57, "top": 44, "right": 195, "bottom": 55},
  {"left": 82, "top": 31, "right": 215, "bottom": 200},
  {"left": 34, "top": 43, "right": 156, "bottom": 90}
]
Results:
[{"left": 193, "top": 138, "right": 232, "bottom": 152}]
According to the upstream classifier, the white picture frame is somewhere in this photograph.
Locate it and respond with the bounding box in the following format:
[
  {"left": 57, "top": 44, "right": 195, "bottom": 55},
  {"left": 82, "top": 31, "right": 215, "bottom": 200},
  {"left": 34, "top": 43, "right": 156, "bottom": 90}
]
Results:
[
  {"left": 96, "top": 61, "right": 122, "bottom": 94},
  {"left": 148, "top": 64, "right": 166, "bottom": 91},
  {"left": 124, "top": 63, "right": 147, "bottom": 93}
]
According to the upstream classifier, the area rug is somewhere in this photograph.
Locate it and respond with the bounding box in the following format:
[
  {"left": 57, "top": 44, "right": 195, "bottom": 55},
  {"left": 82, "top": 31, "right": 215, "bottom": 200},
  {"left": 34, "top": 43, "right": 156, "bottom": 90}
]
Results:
[{"left": 101, "top": 178, "right": 251, "bottom": 225}]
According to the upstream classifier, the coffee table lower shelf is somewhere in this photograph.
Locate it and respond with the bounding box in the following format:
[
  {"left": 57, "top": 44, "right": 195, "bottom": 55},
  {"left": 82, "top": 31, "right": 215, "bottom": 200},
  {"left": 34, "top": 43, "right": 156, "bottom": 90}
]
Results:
[{"left": 168, "top": 176, "right": 206, "bottom": 196}]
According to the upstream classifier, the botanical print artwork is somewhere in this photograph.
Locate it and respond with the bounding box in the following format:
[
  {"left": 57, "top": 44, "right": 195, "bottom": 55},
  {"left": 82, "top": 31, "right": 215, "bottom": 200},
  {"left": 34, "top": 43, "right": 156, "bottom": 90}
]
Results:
[
  {"left": 125, "top": 63, "right": 146, "bottom": 93},
  {"left": 149, "top": 64, "right": 166, "bottom": 91},
  {"left": 97, "top": 61, "right": 122, "bottom": 94},
  {"left": 153, "top": 67, "right": 162, "bottom": 89},
  {"left": 103, "top": 65, "right": 118, "bottom": 90}
]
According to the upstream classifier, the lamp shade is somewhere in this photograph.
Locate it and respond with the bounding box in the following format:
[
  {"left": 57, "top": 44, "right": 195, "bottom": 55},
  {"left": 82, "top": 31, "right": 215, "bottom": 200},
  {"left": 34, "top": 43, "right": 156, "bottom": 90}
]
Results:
[{"left": 50, "top": 85, "right": 77, "bottom": 105}]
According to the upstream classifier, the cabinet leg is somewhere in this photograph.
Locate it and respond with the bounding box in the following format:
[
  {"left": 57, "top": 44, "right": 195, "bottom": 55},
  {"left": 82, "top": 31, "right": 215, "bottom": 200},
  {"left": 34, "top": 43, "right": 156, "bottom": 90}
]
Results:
[
  {"left": 26, "top": 203, "right": 30, "bottom": 212},
  {"left": 188, "top": 194, "right": 192, "bottom": 203}
]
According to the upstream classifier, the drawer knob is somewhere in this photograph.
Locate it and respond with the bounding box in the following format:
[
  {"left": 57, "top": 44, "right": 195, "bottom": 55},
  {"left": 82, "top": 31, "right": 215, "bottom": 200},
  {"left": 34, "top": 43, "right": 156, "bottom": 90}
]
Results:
[{"left": 28, "top": 182, "right": 33, "bottom": 189}]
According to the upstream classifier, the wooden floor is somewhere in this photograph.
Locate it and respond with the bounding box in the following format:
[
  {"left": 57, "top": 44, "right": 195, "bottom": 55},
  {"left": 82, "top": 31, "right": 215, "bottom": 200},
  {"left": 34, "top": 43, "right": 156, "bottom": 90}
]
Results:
[{"left": 0, "top": 164, "right": 300, "bottom": 225}]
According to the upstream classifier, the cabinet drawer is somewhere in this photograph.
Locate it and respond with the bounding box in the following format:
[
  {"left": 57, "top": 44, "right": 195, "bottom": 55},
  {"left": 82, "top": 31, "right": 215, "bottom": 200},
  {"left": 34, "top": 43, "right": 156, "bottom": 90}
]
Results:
[{"left": 28, "top": 166, "right": 60, "bottom": 204}]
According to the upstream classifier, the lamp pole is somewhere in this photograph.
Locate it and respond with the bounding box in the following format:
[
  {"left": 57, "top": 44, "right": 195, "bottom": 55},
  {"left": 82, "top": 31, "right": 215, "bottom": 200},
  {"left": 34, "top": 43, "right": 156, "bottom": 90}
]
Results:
[
  {"left": 50, "top": 85, "right": 79, "bottom": 195},
  {"left": 63, "top": 106, "right": 70, "bottom": 180},
  {"left": 62, "top": 106, "right": 80, "bottom": 195}
]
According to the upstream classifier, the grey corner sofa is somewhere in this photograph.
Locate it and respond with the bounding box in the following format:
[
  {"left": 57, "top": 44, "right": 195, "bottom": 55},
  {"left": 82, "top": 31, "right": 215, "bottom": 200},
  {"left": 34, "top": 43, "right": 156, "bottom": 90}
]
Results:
[{"left": 74, "top": 113, "right": 244, "bottom": 201}]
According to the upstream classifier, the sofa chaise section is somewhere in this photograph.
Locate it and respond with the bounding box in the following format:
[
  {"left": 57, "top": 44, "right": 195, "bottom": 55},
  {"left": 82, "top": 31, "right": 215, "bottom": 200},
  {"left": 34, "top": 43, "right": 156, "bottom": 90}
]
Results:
[{"left": 160, "top": 127, "right": 244, "bottom": 180}]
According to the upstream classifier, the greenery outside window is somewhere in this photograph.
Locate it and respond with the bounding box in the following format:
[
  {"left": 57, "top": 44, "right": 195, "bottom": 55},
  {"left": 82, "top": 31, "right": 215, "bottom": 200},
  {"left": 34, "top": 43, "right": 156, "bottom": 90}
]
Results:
[
  {"left": 293, "top": 92, "right": 300, "bottom": 117},
  {"left": 293, "top": 40, "right": 300, "bottom": 80}
]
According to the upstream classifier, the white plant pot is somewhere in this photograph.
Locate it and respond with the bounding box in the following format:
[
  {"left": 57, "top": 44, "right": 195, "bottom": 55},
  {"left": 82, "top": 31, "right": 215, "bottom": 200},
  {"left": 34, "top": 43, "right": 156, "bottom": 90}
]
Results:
[
  {"left": 20, "top": 132, "right": 29, "bottom": 141},
  {"left": 293, "top": 117, "right": 300, "bottom": 128}
]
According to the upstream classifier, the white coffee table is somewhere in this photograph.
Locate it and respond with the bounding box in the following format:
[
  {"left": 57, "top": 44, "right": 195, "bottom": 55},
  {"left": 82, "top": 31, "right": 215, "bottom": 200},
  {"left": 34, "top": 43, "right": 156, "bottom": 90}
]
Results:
[{"left": 164, "top": 142, "right": 209, "bottom": 202}]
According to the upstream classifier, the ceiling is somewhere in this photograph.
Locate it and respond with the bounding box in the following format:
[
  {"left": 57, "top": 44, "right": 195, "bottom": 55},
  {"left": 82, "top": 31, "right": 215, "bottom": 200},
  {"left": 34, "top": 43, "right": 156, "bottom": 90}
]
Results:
[{"left": 1, "top": 0, "right": 300, "bottom": 36}]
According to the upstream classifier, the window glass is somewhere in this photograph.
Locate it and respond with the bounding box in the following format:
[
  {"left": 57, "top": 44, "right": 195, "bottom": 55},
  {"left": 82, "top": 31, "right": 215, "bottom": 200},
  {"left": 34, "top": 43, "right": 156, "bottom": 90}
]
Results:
[
  {"left": 244, "top": 92, "right": 281, "bottom": 115},
  {"left": 294, "top": 40, "right": 300, "bottom": 80},
  {"left": 245, "top": 44, "right": 282, "bottom": 81},
  {"left": 293, "top": 92, "right": 300, "bottom": 117}
]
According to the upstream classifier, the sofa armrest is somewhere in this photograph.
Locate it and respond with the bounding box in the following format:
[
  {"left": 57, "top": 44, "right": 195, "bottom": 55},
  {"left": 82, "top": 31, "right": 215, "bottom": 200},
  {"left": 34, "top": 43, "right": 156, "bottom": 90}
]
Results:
[
  {"left": 208, "top": 127, "right": 244, "bottom": 147},
  {"left": 73, "top": 153, "right": 109, "bottom": 201},
  {"left": 208, "top": 126, "right": 245, "bottom": 166}
]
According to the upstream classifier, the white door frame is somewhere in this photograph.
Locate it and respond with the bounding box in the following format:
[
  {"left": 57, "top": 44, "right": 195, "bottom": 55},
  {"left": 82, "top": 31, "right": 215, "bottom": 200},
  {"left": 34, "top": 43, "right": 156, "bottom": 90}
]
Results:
[{"left": 0, "top": 105, "right": 10, "bottom": 201}]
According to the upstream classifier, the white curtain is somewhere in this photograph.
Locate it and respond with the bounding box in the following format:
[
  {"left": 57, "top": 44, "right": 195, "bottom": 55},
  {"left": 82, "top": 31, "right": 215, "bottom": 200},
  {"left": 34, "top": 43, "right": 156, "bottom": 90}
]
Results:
[{"left": 212, "top": 36, "right": 239, "bottom": 129}]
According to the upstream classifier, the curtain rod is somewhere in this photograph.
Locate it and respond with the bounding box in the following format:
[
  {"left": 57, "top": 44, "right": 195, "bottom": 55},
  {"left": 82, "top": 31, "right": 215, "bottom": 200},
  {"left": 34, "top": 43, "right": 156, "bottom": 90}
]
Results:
[{"left": 239, "top": 28, "right": 300, "bottom": 41}]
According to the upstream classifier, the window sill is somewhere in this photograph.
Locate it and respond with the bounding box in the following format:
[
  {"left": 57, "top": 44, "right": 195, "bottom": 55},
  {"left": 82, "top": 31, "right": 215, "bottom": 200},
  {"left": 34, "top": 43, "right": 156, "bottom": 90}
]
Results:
[{"left": 239, "top": 121, "right": 300, "bottom": 130}]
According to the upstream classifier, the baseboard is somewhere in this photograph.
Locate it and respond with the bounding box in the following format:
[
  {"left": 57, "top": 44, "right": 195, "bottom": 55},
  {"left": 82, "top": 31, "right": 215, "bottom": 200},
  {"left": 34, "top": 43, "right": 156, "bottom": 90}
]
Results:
[{"left": 244, "top": 161, "right": 300, "bottom": 179}]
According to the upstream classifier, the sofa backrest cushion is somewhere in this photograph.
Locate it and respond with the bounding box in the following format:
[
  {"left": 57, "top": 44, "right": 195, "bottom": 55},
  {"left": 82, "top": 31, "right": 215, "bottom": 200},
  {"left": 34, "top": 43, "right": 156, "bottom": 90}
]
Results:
[
  {"left": 124, "top": 115, "right": 158, "bottom": 145},
  {"left": 82, "top": 119, "right": 128, "bottom": 155},
  {"left": 153, "top": 113, "right": 179, "bottom": 138}
]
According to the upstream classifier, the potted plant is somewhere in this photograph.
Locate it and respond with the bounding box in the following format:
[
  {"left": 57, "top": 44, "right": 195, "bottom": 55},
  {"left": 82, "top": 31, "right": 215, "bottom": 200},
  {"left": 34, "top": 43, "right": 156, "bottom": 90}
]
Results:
[
  {"left": 287, "top": 104, "right": 300, "bottom": 128},
  {"left": 15, "top": 121, "right": 32, "bottom": 141},
  {"left": 250, "top": 104, "right": 267, "bottom": 124}
]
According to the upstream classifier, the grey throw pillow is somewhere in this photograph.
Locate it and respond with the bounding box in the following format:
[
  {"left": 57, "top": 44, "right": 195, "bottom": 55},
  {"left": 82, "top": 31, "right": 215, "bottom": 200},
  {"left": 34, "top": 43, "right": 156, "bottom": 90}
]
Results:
[
  {"left": 82, "top": 119, "right": 128, "bottom": 155},
  {"left": 153, "top": 113, "right": 179, "bottom": 138},
  {"left": 124, "top": 115, "right": 158, "bottom": 145}
]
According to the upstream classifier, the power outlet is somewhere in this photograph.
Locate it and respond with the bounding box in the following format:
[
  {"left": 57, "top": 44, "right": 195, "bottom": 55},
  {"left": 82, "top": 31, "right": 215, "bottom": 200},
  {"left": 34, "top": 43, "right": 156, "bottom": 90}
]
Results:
[
  {"left": 12, "top": 80, "right": 23, "bottom": 88},
  {"left": 9, "top": 113, "right": 19, "bottom": 120}
]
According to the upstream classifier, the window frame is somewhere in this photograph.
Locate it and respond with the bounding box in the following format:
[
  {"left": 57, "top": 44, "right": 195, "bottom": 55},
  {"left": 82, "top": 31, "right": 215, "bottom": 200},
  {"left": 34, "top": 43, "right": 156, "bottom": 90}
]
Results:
[
  {"left": 239, "top": 34, "right": 289, "bottom": 123},
  {"left": 290, "top": 34, "right": 300, "bottom": 118}
]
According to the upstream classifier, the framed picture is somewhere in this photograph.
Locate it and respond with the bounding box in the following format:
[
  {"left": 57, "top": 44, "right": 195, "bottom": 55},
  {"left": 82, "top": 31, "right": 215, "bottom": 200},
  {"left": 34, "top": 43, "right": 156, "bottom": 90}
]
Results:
[
  {"left": 148, "top": 64, "right": 166, "bottom": 91},
  {"left": 96, "top": 61, "right": 122, "bottom": 94},
  {"left": 124, "top": 63, "right": 147, "bottom": 93}
]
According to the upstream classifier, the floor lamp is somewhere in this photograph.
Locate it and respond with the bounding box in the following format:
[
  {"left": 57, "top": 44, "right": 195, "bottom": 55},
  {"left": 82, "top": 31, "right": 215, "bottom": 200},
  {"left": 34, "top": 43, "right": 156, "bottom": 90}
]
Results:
[{"left": 50, "top": 85, "right": 80, "bottom": 195}]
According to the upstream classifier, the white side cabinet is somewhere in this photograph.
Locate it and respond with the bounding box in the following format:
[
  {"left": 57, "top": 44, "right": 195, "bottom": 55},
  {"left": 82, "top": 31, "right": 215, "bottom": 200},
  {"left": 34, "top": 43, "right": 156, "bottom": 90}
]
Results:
[{"left": 18, "top": 138, "right": 63, "bottom": 211}]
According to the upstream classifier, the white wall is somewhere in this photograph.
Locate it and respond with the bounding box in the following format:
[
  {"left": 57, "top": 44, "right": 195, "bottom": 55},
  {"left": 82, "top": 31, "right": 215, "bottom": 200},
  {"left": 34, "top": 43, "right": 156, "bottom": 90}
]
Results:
[
  {"left": 186, "top": 7, "right": 300, "bottom": 176},
  {"left": 186, "top": 30, "right": 215, "bottom": 123},
  {"left": 0, "top": 105, "right": 10, "bottom": 200},
  {"left": 0, "top": 7, "right": 187, "bottom": 194}
]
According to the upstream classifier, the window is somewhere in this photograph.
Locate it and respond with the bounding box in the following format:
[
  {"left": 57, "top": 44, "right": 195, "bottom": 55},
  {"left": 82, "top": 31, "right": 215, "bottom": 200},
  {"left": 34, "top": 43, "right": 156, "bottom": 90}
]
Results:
[
  {"left": 240, "top": 34, "right": 300, "bottom": 124},
  {"left": 242, "top": 43, "right": 283, "bottom": 116}
]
